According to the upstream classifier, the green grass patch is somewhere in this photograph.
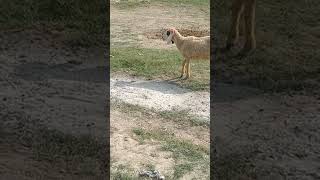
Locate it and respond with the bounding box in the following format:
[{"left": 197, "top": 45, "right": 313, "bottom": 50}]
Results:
[
  {"left": 132, "top": 127, "right": 209, "bottom": 179},
  {"left": 0, "top": 0, "right": 107, "bottom": 46},
  {"left": 111, "top": 172, "right": 139, "bottom": 180},
  {"left": 131, "top": 127, "right": 209, "bottom": 156},
  {"left": 173, "top": 163, "right": 194, "bottom": 178},
  {"left": 111, "top": 99, "right": 209, "bottom": 127},
  {"left": 111, "top": 48, "right": 210, "bottom": 91},
  {"left": 111, "top": 164, "right": 140, "bottom": 180},
  {"left": 111, "top": 164, "right": 158, "bottom": 180},
  {"left": 111, "top": 48, "right": 181, "bottom": 78},
  {"left": 159, "top": 110, "right": 209, "bottom": 127},
  {"left": 144, "top": 163, "right": 156, "bottom": 171}
]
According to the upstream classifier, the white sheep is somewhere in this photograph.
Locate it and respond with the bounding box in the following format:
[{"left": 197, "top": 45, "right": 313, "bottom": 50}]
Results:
[{"left": 162, "top": 27, "right": 210, "bottom": 79}]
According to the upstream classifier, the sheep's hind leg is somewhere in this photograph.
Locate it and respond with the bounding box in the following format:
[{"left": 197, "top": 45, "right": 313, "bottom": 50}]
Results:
[
  {"left": 239, "top": 0, "right": 256, "bottom": 57},
  {"left": 184, "top": 59, "right": 191, "bottom": 80},
  {"left": 225, "top": 0, "right": 245, "bottom": 51},
  {"left": 180, "top": 59, "right": 187, "bottom": 78}
]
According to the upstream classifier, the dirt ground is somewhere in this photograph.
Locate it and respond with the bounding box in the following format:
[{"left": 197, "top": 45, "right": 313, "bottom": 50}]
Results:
[
  {"left": 110, "top": 1, "right": 319, "bottom": 180},
  {"left": 110, "top": 1, "right": 209, "bottom": 49},
  {"left": 211, "top": 0, "right": 320, "bottom": 179},
  {"left": 212, "top": 91, "right": 320, "bottom": 179},
  {"left": 0, "top": 28, "right": 107, "bottom": 179}
]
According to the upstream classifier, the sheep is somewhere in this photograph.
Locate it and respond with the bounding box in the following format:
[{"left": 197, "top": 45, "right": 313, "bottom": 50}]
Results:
[
  {"left": 225, "top": 0, "right": 256, "bottom": 56},
  {"left": 162, "top": 28, "right": 210, "bottom": 79}
]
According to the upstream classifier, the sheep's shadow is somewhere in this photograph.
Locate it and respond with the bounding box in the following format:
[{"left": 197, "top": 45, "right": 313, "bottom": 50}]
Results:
[
  {"left": 15, "top": 63, "right": 262, "bottom": 102},
  {"left": 112, "top": 79, "right": 190, "bottom": 95},
  {"left": 113, "top": 78, "right": 262, "bottom": 101}
]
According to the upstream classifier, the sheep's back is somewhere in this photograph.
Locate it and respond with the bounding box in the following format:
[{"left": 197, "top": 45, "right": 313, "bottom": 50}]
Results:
[{"left": 179, "top": 36, "right": 210, "bottom": 60}]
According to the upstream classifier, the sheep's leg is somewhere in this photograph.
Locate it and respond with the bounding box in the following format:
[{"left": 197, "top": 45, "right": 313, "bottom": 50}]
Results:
[
  {"left": 240, "top": 0, "right": 256, "bottom": 56},
  {"left": 225, "top": 0, "right": 245, "bottom": 51},
  {"left": 185, "top": 59, "right": 191, "bottom": 79},
  {"left": 180, "top": 59, "right": 187, "bottom": 78},
  {"left": 239, "top": 11, "right": 246, "bottom": 37}
]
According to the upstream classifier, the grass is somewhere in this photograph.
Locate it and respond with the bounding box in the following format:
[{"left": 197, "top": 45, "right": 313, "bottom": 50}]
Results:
[
  {"left": 111, "top": 48, "right": 210, "bottom": 91},
  {"left": 212, "top": 0, "right": 320, "bottom": 93},
  {"left": 132, "top": 128, "right": 209, "bottom": 179},
  {"left": 111, "top": 172, "right": 139, "bottom": 180},
  {"left": 0, "top": 0, "right": 107, "bottom": 46},
  {"left": 112, "top": 0, "right": 209, "bottom": 8},
  {"left": 111, "top": 99, "right": 209, "bottom": 127},
  {"left": 111, "top": 163, "right": 158, "bottom": 180},
  {"left": 111, "top": 100, "right": 209, "bottom": 178},
  {"left": 111, "top": 164, "right": 141, "bottom": 180},
  {"left": 159, "top": 110, "right": 209, "bottom": 127}
]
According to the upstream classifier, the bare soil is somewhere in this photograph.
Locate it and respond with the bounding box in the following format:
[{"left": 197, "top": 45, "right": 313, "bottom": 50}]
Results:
[
  {"left": 110, "top": 3, "right": 210, "bottom": 49},
  {"left": 212, "top": 0, "right": 320, "bottom": 179},
  {"left": 110, "top": 110, "right": 176, "bottom": 176},
  {"left": 144, "top": 28, "right": 210, "bottom": 40},
  {"left": 0, "top": 28, "right": 107, "bottom": 179},
  {"left": 213, "top": 92, "right": 320, "bottom": 180}
]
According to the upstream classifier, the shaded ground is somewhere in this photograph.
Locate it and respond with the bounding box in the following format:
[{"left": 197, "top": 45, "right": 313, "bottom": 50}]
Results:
[
  {"left": 212, "top": 0, "right": 320, "bottom": 179},
  {"left": 0, "top": 28, "right": 107, "bottom": 179},
  {"left": 212, "top": 0, "right": 320, "bottom": 92},
  {"left": 213, "top": 92, "right": 320, "bottom": 180}
]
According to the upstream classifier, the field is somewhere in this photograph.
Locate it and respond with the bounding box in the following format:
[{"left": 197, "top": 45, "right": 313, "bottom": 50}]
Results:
[{"left": 110, "top": 0, "right": 210, "bottom": 179}]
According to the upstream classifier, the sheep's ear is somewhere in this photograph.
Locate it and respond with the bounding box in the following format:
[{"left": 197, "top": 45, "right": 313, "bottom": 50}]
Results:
[{"left": 166, "top": 33, "right": 174, "bottom": 44}]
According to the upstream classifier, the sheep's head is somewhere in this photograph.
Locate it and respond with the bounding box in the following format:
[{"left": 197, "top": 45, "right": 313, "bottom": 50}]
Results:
[{"left": 161, "top": 28, "right": 175, "bottom": 44}]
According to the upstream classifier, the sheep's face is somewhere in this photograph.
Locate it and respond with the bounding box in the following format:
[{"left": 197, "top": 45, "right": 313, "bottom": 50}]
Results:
[{"left": 161, "top": 29, "right": 174, "bottom": 44}]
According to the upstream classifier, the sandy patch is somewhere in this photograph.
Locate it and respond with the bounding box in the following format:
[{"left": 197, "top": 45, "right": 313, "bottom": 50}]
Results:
[{"left": 111, "top": 75, "right": 210, "bottom": 121}]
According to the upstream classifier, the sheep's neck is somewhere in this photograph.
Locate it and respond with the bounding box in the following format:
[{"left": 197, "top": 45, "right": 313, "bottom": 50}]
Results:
[{"left": 173, "top": 32, "right": 185, "bottom": 50}]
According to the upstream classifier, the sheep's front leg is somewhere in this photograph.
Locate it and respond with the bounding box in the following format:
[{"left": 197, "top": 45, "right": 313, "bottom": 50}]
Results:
[
  {"left": 180, "top": 59, "right": 187, "bottom": 78},
  {"left": 185, "top": 59, "right": 191, "bottom": 79},
  {"left": 241, "top": 0, "right": 256, "bottom": 55},
  {"left": 226, "top": 0, "right": 245, "bottom": 51}
]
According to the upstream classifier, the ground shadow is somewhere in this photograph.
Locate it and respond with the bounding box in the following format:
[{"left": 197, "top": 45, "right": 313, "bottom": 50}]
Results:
[
  {"left": 14, "top": 62, "right": 109, "bottom": 83},
  {"left": 212, "top": 82, "right": 263, "bottom": 103},
  {"left": 112, "top": 79, "right": 189, "bottom": 95}
]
